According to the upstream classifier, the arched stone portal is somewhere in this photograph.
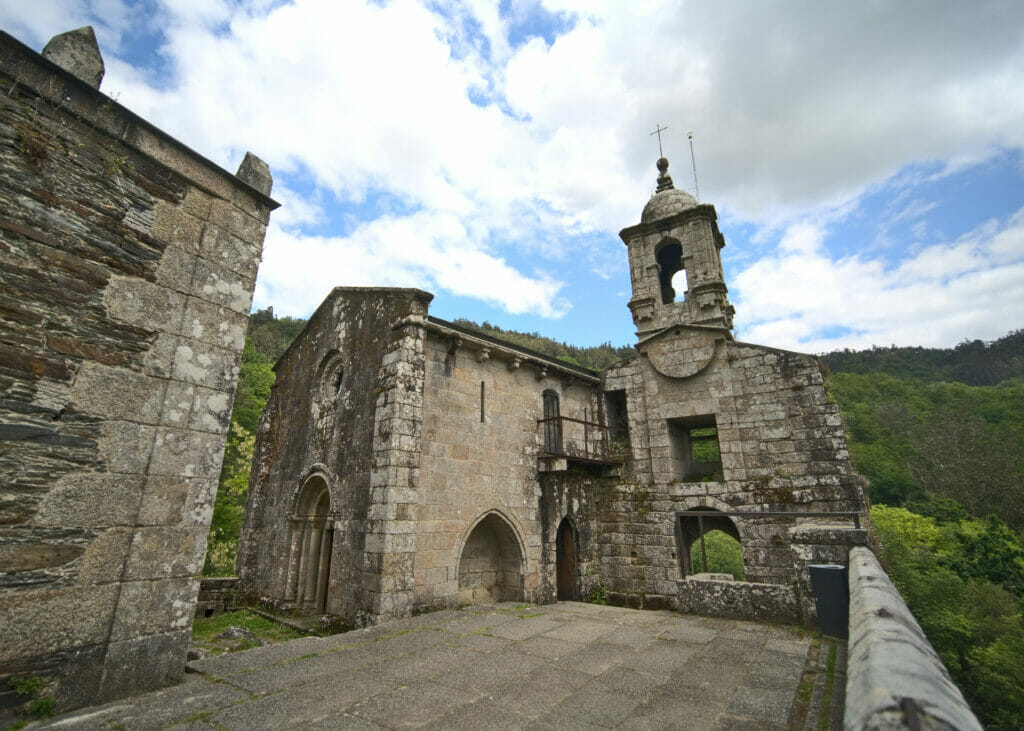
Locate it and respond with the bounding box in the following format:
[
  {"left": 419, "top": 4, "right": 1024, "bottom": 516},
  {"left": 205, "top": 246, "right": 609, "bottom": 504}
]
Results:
[
  {"left": 556, "top": 517, "right": 577, "bottom": 600},
  {"left": 284, "top": 475, "right": 333, "bottom": 612},
  {"left": 458, "top": 513, "right": 525, "bottom": 605}
]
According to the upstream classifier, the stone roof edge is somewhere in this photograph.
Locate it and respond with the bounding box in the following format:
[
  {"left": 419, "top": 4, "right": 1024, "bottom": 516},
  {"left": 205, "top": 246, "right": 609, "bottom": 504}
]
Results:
[
  {"left": 0, "top": 31, "right": 280, "bottom": 210},
  {"left": 618, "top": 202, "right": 718, "bottom": 243},
  {"left": 729, "top": 338, "right": 821, "bottom": 361},
  {"left": 422, "top": 316, "right": 602, "bottom": 384},
  {"left": 272, "top": 287, "right": 436, "bottom": 371},
  {"left": 635, "top": 323, "right": 734, "bottom": 349}
]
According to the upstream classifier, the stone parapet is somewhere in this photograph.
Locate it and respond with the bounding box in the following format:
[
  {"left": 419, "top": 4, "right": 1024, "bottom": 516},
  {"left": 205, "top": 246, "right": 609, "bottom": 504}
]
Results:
[
  {"left": 845, "top": 546, "right": 981, "bottom": 731},
  {"left": 676, "top": 577, "right": 798, "bottom": 623}
]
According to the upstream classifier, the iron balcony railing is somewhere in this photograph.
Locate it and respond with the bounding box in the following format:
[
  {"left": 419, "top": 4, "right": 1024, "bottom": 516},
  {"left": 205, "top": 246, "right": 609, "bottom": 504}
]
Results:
[{"left": 537, "top": 415, "right": 630, "bottom": 465}]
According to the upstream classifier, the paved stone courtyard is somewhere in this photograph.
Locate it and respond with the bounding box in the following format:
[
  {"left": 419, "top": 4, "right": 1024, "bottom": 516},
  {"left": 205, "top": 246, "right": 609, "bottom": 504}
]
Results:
[{"left": 40, "top": 602, "right": 827, "bottom": 730}]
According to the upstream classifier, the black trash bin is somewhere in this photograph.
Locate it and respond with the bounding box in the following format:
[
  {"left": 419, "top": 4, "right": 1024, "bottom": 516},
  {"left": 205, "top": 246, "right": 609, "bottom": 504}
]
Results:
[{"left": 809, "top": 564, "right": 849, "bottom": 638}]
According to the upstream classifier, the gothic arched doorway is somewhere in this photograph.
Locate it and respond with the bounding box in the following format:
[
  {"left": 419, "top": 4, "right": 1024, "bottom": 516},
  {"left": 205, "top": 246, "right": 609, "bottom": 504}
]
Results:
[
  {"left": 556, "top": 517, "right": 577, "bottom": 600},
  {"left": 457, "top": 513, "right": 525, "bottom": 605},
  {"left": 285, "top": 475, "right": 333, "bottom": 612}
]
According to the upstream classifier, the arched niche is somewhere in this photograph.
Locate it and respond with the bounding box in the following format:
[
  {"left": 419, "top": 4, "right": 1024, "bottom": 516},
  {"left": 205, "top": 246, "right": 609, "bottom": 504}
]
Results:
[
  {"left": 457, "top": 512, "right": 525, "bottom": 605},
  {"left": 675, "top": 508, "right": 744, "bottom": 579},
  {"left": 284, "top": 474, "right": 334, "bottom": 612}
]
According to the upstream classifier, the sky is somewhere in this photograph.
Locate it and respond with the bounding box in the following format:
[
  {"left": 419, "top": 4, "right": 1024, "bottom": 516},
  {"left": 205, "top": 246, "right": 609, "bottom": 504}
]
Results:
[{"left": 3, "top": 0, "right": 1024, "bottom": 353}]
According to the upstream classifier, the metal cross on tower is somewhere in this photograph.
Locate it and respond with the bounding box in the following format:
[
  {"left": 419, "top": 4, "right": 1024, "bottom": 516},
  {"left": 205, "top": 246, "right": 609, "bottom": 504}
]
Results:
[{"left": 650, "top": 123, "right": 668, "bottom": 157}]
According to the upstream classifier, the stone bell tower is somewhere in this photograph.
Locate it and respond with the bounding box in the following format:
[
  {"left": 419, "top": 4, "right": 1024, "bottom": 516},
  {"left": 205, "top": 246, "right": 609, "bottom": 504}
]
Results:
[{"left": 619, "top": 157, "right": 734, "bottom": 337}]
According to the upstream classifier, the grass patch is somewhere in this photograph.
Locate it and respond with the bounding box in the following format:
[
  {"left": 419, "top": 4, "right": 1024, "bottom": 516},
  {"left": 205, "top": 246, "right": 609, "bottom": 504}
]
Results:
[
  {"left": 191, "top": 610, "right": 305, "bottom": 656},
  {"left": 817, "top": 641, "right": 838, "bottom": 731}
]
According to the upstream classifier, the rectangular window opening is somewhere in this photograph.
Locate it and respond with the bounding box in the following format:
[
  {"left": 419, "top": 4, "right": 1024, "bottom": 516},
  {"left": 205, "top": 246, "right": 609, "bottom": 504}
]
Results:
[
  {"left": 604, "top": 389, "right": 629, "bottom": 458},
  {"left": 668, "top": 415, "right": 723, "bottom": 482}
]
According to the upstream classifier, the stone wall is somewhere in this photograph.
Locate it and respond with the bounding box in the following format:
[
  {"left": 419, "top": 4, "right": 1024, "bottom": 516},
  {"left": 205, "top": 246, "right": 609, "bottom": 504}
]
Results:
[
  {"left": 0, "top": 29, "right": 274, "bottom": 715},
  {"left": 236, "top": 288, "right": 432, "bottom": 625},
  {"left": 846, "top": 546, "right": 981, "bottom": 730},
  {"left": 415, "top": 328, "right": 604, "bottom": 610},
  {"left": 195, "top": 577, "right": 240, "bottom": 619},
  {"left": 597, "top": 333, "right": 864, "bottom": 621}
]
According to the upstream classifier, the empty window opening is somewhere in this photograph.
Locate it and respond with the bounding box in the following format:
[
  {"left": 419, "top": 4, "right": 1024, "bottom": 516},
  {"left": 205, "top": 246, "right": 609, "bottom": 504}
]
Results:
[
  {"left": 668, "top": 416, "right": 722, "bottom": 481},
  {"left": 542, "top": 390, "right": 561, "bottom": 454},
  {"left": 458, "top": 514, "right": 525, "bottom": 605},
  {"left": 604, "top": 390, "right": 629, "bottom": 458},
  {"left": 333, "top": 367, "right": 344, "bottom": 394},
  {"left": 480, "top": 381, "right": 485, "bottom": 422},
  {"left": 656, "top": 240, "right": 684, "bottom": 304},
  {"left": 676, "top": 510, "right": 745, "bottom": 580}
]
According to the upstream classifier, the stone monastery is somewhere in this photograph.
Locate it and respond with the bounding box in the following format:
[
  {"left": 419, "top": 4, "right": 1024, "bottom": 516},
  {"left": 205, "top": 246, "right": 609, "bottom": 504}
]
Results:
[
  {"left": 4, "top": 27, "right": 984, "bottom": 729},
  {"left": 236, "top": 157, "right": 867, "bottom": 627}
]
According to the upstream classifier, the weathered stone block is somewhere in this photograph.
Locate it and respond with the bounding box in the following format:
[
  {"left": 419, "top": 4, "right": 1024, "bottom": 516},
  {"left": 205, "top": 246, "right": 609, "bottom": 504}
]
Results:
[
  {"left": 103, "top": 276, "right": 187, "bottom": 333},
  {"left": 69, "top": 362, "right": 167, "bottom": 423},
  {"left": 33, "top": 474, "right": 144, "bottom": 527},
  {"left": 0, "top": 584, "right": 118, "bottom": 662},
  {"left": 123, "top": 528, "right": 206, "bottom": 581},
  {"left": 148, "top": 427, "right": 225, "bottom": 480},
  {"left": 99, "top": 421, "right": 157, "bottom": 474}
]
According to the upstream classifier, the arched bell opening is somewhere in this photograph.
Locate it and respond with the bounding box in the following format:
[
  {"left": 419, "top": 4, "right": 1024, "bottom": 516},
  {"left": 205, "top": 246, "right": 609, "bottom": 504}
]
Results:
[
  {"left": 284, "top": 474, "right": 334, "bottom": 613},
  {"left": 457, "top": 513, "right": 525, "bottom": 605},
  {"left": 655, "top": 238, "right": 686, "bottom": 304},
  {"left": 555, "top": 517, "right": 578, "bottom": 601},
  {"left": 676, "top": 509, "right": 744, "bottom": 580}
]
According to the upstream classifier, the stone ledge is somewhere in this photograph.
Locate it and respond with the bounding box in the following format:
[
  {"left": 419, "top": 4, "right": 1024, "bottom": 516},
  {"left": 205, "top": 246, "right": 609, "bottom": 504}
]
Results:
[{"left": 845, "top": 546, "right": 981, "bottom": 731}]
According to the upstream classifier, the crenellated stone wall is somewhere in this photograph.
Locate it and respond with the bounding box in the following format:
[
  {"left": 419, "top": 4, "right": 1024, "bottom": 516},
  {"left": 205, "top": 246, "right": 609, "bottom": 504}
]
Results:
[{"left": 0, "top": 28, "right": 275, "bottom": 716}]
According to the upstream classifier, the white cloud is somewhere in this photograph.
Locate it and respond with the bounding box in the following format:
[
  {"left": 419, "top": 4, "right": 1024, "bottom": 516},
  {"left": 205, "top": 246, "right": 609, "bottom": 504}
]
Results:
[
  {"left": 732, "top": 207, "right": 1024, "bottom": 352},
  {"left": 256, "top": 212, "right": 569, "bottom": 319},
  {"left": 4, "top": 0, "right": 1023, "bottom": 346}
]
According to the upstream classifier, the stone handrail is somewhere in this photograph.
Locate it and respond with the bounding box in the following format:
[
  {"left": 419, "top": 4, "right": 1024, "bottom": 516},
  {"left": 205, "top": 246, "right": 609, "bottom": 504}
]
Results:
[{"left": 845, "top": 546, "right": 982, "bottom": 730}]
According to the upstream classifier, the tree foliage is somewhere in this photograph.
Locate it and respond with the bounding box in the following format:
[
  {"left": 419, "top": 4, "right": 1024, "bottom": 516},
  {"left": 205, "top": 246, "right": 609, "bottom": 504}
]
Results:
[
  {"left": 822, "top": 329, "right": 1024, "bottom": 386},
  {"left": 871, "top": 505, "right": 1024, "bottom": 729},
  {"left": 451, "top": 318, "right": 635, "bottom": 371},
  {"left": 203, "top": 309, "right": 305, "bottom": 576},
  {"left": 828, "top": 372, "right": 1024, "bottom": 531}
]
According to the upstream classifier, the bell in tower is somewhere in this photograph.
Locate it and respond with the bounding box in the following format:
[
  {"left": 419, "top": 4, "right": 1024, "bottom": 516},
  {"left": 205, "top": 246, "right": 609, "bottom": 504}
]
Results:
[{"left": 619, "top": 157, "right": 735, "bottom": 337}]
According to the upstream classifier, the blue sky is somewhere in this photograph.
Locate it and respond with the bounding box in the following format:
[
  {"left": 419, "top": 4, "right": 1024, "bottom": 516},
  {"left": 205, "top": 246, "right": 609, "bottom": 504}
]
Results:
[{"left": 4, "top": 0, "right": 1023, "bottom": 352}]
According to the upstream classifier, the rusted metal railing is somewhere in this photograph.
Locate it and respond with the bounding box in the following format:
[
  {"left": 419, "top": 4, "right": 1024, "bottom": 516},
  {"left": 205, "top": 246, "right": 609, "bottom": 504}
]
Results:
[{"left": 537, "top": 415, "right": 629, "bottom": 465}]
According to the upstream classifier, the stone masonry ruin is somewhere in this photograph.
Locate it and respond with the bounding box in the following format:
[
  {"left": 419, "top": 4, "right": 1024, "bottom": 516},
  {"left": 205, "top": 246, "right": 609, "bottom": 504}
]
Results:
[
  {"left": 237, "top": 156, "right": 867, "bottom": 629},
  {"left": 0, "top": 28, "right": 276, "bottom": 715}
]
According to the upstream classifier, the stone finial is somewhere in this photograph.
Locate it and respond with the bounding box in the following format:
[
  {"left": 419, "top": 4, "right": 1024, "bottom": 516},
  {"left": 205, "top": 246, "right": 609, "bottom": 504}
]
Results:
[
  {"left": 42, "top": 26, "right": 105, "bottom": 89},
  {"left": 655, "top": 157, "right": 674, "bottom": 193},
  {"left": 236, "top": 152, "right": 273, "bottom": 196}
]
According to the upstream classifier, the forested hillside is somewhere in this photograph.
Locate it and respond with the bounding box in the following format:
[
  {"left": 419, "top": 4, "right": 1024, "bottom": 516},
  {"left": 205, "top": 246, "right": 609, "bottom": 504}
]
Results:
[
  {"left": 205, "top": 312, "right": 1024, "bottom": 727},
  {"left": 822, "top": 329, "right": 1024, "bottom": 386},
  {"left": 823, "top": 338, "right": 1024, "bottom": 729}
]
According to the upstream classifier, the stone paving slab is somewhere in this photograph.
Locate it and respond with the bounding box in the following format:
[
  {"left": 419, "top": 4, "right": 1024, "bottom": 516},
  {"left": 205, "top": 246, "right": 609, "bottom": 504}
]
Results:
[{"left": 37, "top": 601, "right": 818, "bottom": 730}]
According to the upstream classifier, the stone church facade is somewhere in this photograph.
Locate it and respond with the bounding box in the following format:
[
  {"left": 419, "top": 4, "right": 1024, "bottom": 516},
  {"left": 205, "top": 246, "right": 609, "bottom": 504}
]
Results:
[{"left": 237, "top": 158, "right": 866, "bottom": 627}]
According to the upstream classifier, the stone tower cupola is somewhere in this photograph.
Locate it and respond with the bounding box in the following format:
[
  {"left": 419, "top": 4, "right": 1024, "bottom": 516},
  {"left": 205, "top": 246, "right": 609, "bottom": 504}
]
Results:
[{"left": 619, "top": 157, "right": 735, "bottom": 336}]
